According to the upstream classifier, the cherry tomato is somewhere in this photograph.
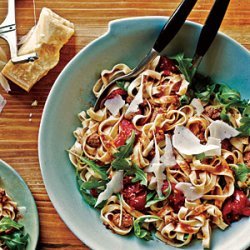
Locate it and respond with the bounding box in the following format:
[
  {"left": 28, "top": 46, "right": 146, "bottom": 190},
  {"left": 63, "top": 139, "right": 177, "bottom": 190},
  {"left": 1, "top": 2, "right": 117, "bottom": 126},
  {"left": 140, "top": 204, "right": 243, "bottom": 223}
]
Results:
[
  {"left": 156, "top": 56, "right": 179, "bottom": 75},
  {"left": 122, "top": 178, "right": 147, "bottom": 211},
  {"left": 106, "top": 89, "right": 127, "bottom": 100},
  {"left": 114, "top": 119, "right": 136, "bottom": 147},
  {"left": 222, "top": 189, "right": 250, "bottom": 224},
  {"left": 162, "top": 182, "right": 185, "bottom": 213}
]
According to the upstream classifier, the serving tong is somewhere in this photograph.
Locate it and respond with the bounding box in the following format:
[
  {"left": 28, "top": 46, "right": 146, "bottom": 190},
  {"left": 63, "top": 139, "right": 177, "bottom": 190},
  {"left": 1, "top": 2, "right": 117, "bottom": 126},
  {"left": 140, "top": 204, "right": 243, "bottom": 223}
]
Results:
[
  {"left": 0, "top": 0, "right": 38, "bottom": 63},
  {"left": 94, "top": 0, "right": 230, "bottom": 111}
]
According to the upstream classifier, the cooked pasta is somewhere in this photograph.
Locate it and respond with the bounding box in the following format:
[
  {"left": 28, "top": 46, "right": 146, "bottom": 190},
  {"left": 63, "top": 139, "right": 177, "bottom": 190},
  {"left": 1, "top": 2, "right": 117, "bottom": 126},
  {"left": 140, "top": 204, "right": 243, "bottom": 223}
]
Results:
[{"left": 69, "top": 54, "right": 250, "bottom": 248}]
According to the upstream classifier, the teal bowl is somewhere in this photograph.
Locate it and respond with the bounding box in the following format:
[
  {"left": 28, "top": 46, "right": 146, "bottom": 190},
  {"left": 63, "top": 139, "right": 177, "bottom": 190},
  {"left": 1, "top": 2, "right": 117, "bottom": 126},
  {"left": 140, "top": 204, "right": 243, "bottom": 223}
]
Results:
[
  {"left": 0, "top": 160, "right": 39, "bottom": 250},
  {"left": 38, "top": 17, "right": 250, "bottom": 250}
]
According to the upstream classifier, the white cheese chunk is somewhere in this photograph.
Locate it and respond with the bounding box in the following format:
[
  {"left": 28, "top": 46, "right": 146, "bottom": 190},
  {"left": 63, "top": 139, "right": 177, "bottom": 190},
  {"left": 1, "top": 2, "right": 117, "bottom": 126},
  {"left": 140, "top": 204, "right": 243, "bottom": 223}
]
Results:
[
  {"left": 205, "top": 137, "right": 222, "bottom": 156},
  {"left": 208, "top": 120, "right": 240, "bottom": 140},
  {"left": 95, "top": 171, "right": 123, "bottom": 207},
  {"left": 104, "top": 95, "right": 125, "bottom": 116},
  {"left": 190, "top": 98, "right": 204, "bottom": 116},
  {"left": 172, "top": 125, "right": 219, "bottom": 155},
  {"left": 125, "top": 81, "right": 143, "bottom": 115},
  {"left": 160, "top": 134, "right": 176, "bottom": 167}
]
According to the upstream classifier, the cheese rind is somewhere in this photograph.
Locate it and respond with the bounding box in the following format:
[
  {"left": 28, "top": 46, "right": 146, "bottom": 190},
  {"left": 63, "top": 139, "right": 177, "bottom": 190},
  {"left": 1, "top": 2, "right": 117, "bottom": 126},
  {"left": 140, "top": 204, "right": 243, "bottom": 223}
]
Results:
[{"left": 2, "top": 8, "right": 74, "bottom": 92}]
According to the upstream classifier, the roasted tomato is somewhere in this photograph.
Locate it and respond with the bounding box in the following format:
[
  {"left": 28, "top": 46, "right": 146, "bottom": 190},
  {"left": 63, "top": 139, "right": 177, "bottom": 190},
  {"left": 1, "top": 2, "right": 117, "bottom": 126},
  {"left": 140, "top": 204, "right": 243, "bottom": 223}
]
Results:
[
  {"left": 122, "top": 177, "right": 147, "bottom": 211},
  {"left": 162, "top": 182, "right": 185, "bottom": 213},
  {"left": 114, "top": 119, "right": 137, "bottom": 147},
  {"left": 222, "top": 189, "right": 250, "bottom": 224},
  {"left": 156, "top": 56, "right": 179, "bottom": 75},
  {"left": 106, "top": 89, "right": 127, "bottom": 100}
]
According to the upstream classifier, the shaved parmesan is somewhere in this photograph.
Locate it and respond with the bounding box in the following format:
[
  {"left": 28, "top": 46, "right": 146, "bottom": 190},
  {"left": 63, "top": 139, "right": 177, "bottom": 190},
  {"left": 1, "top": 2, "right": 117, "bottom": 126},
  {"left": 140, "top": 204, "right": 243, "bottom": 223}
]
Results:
[
  {"left": 0, "top": 94, "right": 7, "bottom": 113},
  {"left": 125, "top": 81, "right": 143, "bottom": 115},
  {"left": 160, "top": 134, "right": 176, "bottom": 166},
  {"left": 177, "top": 77, "right": 190, "bottom": 95},
  {"left": 205, "top": 137, "right": 221, "bottom": 156},
  {"left": 104, "top": 95, "right": 125, "bottom": 116},
  {"left": 95, "top": 170, "right": 123, "bottom": 207},
  {"left": 190, "top": 98, "right": 204, "bottom": 116},
  {"left": 175, "top": 182, "right": 203, "bottom": 201},
  {"left": 208, "top": 120, "right": 240, "bottom": 140},
  {"left": 0, "top": 73, "right": 11, "bottom": 93},
  {"left": 145, "top": 135, "right": 167, "bottom": 197},
  {"left": 172, "top": 126, "right": 219, "bottom": 155}
]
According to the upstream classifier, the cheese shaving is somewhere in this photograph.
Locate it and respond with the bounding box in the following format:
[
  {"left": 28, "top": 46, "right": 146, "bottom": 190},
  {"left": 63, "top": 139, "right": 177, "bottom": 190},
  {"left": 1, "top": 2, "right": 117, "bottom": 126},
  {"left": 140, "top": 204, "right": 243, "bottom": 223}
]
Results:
[
  {"left": 125, "top": 80, "right": 143, "bottom": 115},
  {"left": 160, "top": 134, "right": 176, "bottom": 166},
  {"left": 0, "top": 94, "right": 7, "bottom": 113},
  {"left": 104, "top": 95, "right": 125, "bottom": 116},
  {"left": 190, "top": 98, "right": 204, "bottom": 116},
  {"left": 172, "top": 125, "right": 219, "bottom": 155},
  {"left": 205, "top": 137, "right": 222, "bottom": 156},
  {"left": 175, "top": 182, "right": 203, "bottom": 201},
  {"left": 95, "top": 170, "right": 123, "bottom": 207},
  {"left": 208, "top": 120, "right": 240, "bottom": 140}
]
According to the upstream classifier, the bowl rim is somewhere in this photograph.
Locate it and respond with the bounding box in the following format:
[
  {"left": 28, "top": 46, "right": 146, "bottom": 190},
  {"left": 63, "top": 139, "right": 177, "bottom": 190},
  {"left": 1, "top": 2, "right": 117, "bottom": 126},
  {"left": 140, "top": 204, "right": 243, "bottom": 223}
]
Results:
[{"left": 38, "top": 16, "right": 250, "bottom": 250}]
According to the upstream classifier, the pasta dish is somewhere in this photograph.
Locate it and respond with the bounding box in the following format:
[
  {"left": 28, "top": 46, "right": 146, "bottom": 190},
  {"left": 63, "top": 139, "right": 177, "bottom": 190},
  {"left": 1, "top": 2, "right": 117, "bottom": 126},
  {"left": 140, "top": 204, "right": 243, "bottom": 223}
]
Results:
[{"left": 69, "top": 54, "right": 250, "bottom": 248}]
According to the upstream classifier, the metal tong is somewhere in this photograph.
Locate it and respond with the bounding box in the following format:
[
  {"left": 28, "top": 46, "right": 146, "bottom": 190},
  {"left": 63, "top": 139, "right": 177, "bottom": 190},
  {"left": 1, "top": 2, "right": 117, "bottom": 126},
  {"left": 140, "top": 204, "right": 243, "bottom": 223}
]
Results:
[
  {"left": 0, "top": 0, "right": 38, "bottom": 63},
  {"left": 94, "top": 0, "right": 230, "bottom": 111}
]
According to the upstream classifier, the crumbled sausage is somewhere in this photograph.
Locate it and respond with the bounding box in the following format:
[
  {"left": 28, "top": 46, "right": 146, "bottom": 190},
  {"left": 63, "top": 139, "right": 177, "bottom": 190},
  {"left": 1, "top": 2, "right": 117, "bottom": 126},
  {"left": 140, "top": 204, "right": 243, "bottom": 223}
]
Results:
[
  {"left": 203, "top": 106, "right": 222, "bottom": 120},
  {"left": 243, "top": 151, "right": 250, "bottom": 167},
  {"left": 221, "top": 139, "right": 232, "bottom": 151},
  {"left": 189, "top": 123, "right": 205, "bottom": 142},
  {"left": 112, "top": 212, "right": 133, "bottom": 228},
  {"left": 155, "top": 129, "right": 165, "bottom": 142},
  {"left": 86, "top": 133, "right": 101, "bottom": 148}
]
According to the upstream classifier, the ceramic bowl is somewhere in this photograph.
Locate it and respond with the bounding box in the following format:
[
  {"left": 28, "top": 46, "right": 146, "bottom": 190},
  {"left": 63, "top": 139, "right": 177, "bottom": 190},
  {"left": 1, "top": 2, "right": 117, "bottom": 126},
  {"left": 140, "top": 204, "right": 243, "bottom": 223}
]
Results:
[
  {"left": 38, "top": 17, "right": 250, "bottom": 250},
  {"left": 0, "top": 160, "right": 39, "bottom": 250}
]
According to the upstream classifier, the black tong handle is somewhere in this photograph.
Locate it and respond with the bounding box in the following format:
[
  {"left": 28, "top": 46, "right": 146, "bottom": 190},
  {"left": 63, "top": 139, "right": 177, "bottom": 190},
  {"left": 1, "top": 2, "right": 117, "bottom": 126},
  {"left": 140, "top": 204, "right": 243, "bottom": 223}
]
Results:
[
  {"left": 194, "top": 0, "right": 230, "bottom": 58},
  {"left": 153, "top": 0, "right": 198, "bottom": 53}
]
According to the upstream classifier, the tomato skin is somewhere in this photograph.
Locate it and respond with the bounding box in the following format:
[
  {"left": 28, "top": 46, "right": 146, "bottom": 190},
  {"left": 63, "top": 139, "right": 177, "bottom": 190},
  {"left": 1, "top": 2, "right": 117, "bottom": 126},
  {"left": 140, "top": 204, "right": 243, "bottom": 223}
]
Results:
[
  {"left": 106, "top": 89, "right": 127, "bottom": 100},
  {"left": 222, "top": 190, "right": 250, "bottom": 224},
  {"left": 162, "top": 182, "right": 185, "bottom": 213},
  {"left": 156, "top": 56, "right": 179, "bottom": 74},
  {"left": 122, "top": 178, "right": 147, "bottom": 211},
  {"left": 114, "top": 119, "right": 136, "bottom": 147}
]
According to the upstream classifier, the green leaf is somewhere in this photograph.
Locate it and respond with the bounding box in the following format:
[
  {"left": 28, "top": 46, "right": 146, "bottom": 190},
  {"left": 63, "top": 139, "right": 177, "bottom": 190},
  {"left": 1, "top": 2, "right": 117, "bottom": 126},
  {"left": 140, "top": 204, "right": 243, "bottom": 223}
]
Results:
[
  {"left": 112, "top": 158, "right": 131, "bottom": 171},
  {"left": 195, "top": 153, "right": 206, "bottom": 161},
  {"left": 145, "top": 181, "right": 172, "bottom": 207},
  {"left": 0, "top": 217, "right": 23, "bottom": 232},
  {"left": 80, "top": 179, "right": 107, "bottom": 190},
  {"left": 131, "top": 164, "right": 147, "bottom": 186},
  {"left": 169, "top": 53, "right": 196, "bottom": 83},
  {"left": 133, "top": 215, "right": 161, "bottom": 241},
  {"left": 116, "top": 81, "right": 128, "bottom": 91},
  {"left": 114, "top": 131, "right": 135, "bottom": 159},
  {"left": 179, "top": 94, "right": 190, "bottom": 106},
  {"left": 230, "top": 163, "right": 250, "bottom": 183},
  {"left": 215, "top": 85, "right": 241, "bottom": 105},
  {"left": 0, "top": 231, "right": 29, "bottom": 250},
  {"left": 238, "top": 104, "right": 250, "bottom": 136},
  {"left": 79, "top": 156, "right": 108, "bottom": 180}
]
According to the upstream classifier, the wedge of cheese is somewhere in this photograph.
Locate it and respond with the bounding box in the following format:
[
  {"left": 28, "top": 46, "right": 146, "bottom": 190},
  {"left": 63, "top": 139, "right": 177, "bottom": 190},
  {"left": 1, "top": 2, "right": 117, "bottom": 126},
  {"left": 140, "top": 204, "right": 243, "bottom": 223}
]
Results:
[{"left": 2, "top": 7, "right": 74, "bottom": 91}]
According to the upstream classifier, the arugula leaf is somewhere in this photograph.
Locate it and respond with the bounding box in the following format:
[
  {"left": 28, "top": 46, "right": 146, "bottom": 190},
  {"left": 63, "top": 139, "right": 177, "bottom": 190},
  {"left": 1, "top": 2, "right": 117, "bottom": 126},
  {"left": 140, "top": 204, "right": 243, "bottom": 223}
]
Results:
[
  {"left": 133, "top": 215, "right": 161, "bottom": 241},
  {"left": 80, "top": 179, "right": 107, "bottom": 190},
  {"left": 114, "top": 131, "right": 135, "bottom": 159},
  {"left": 116, "top": 81, "right": 128, "bottom": 91},
  {"left": 230, "top": 163, "right": 250, "bottom": 183},
  {"left": 145, "top": 181, "right": 172, "bottom": 207},
  {"left": 169, "top": 53, "right": 196, "bottom": 83},
  {"left": 238, "top": 104, "right": 250, "bottom": 136},
  {"left": 0, "top": 231, "right": 29, "bottom": 250},
  {"left": 130, "top": 164, "right": 147, "bottom": 186},
  {"left": 112, "top": 158, "right": 131, "bottom": 171},
  {"left": 78, "top": 156, "right": 108, "bottom": 180},
  {"left": 195, "top": 153, "right": 206, "bottom": 161},
  {"left": 0, "top": 217, "right": 29, "bottom": 250},
  {"left": 179, "top": 94, "right": 190, "bottom": 106},
  {"left": 0, "top": 217, "right": 23, "bottom": 232}
]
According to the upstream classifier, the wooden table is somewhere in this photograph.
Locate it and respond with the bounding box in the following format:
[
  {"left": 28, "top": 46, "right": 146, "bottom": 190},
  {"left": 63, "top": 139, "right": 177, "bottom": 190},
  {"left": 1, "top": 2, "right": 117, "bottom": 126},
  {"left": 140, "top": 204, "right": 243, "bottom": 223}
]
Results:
[{"left": 0, "top": 0, "right": 249, "bottom": 249}]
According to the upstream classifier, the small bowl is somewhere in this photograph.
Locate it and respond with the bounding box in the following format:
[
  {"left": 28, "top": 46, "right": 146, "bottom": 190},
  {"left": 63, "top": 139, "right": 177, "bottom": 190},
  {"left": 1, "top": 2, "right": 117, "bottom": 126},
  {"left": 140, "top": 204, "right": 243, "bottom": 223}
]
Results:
[
  {"left": 38, "top": 17, "right": 250, "bottom": 250},
  {"left": 0, "top": 160, "right": 39, "bottom": 250}
]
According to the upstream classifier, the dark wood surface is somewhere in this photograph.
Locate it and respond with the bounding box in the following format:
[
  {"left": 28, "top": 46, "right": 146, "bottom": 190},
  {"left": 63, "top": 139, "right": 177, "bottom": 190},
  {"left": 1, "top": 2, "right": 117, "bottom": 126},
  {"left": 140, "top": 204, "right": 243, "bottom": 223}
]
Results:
[{"left": 0, "top": 0, "right": 249, "bottom": 249}]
